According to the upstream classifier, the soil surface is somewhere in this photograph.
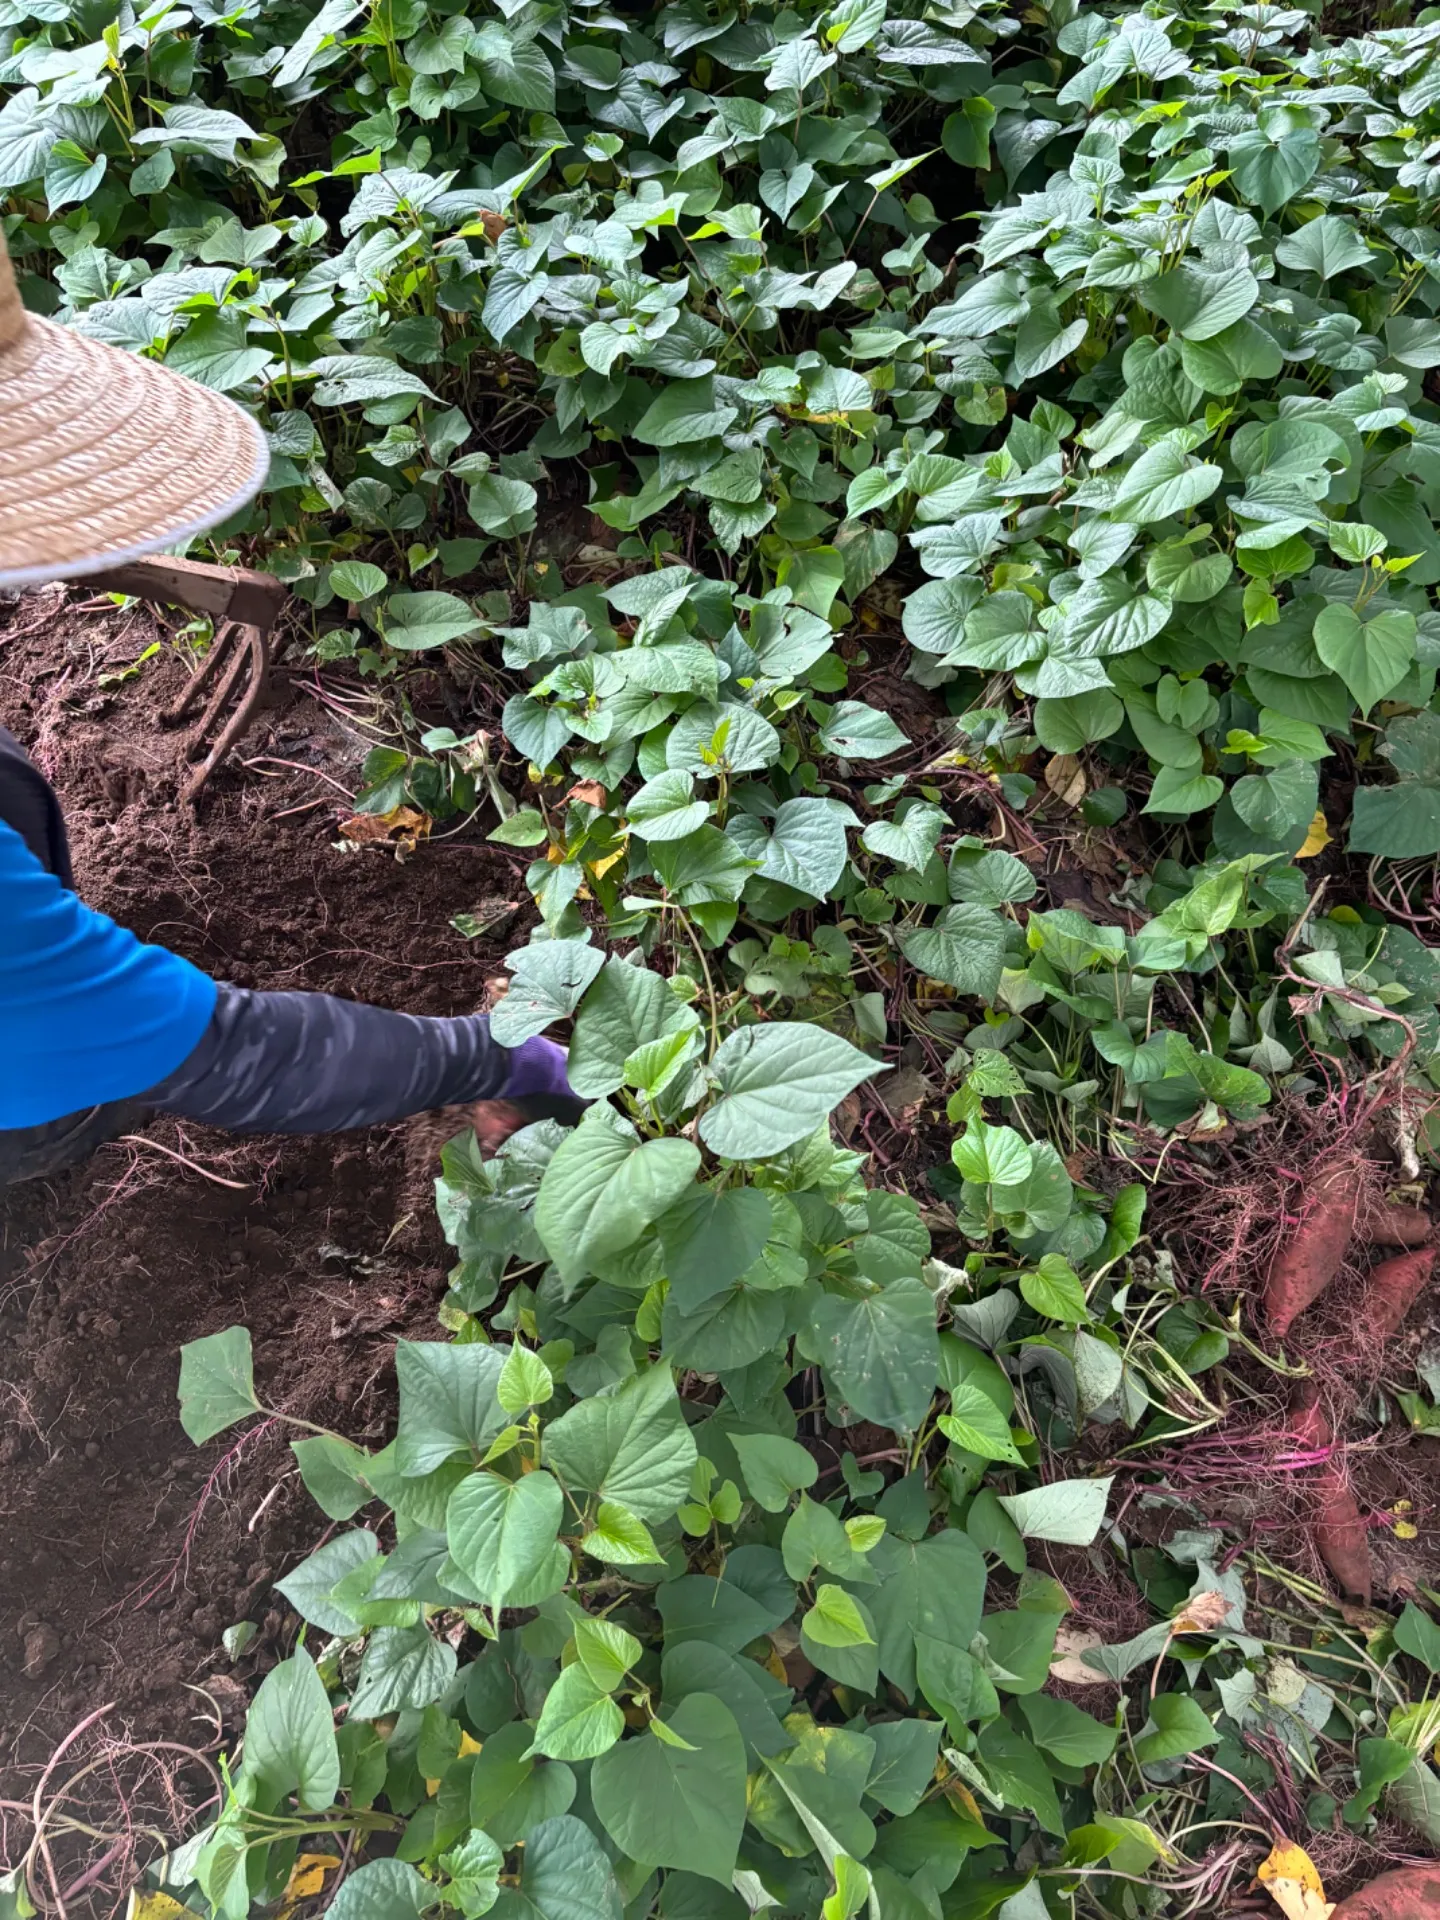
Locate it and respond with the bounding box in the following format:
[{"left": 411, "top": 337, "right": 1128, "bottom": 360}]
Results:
[{"left": 0, "top": 588, "right": 521, "bottom": 1910}]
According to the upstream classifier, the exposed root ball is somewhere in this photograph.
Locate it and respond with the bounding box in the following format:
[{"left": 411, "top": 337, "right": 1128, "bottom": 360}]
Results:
[
  {"left": 1265, "top": 1164, "right": 1362, "bottom": 1337},
  {"left": 1330, "top": 1865, "right": 1440, "bottom": 1918},
  {"left": 1358, "top": 1248, "right": 1436, "bottom": 1339}
]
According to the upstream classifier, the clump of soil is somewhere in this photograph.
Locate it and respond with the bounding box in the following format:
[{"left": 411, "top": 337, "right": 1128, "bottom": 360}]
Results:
[{"left": 0, "top": 590, "right": 523, "bottom": 1908}]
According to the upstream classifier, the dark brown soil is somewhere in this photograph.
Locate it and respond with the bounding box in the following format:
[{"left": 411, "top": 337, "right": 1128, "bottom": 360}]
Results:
[{"left": 0, "top": 589, "right": 524, "bottom": 1909}]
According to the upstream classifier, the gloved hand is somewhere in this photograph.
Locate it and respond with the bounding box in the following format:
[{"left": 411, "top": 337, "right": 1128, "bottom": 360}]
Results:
[
  {"left": 502, "top": 1035, "right": 576, "bottom": 1102},
  {"left": 469, "top": 1035, "right": 586, "bottom": 1154}
]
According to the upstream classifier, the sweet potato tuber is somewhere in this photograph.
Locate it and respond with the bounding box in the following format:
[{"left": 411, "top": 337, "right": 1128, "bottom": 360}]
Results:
[
  {"left": 1289, "top": 1388, "right": 1373, "bottom": 1605},
  {"left": 1330, "top": 1866, "right": 1440, "bottom": 1919},
  {"left": 1357, "top": 1248, "right": 1436, "bottom": 1339},
  {"left": 1368, "top": 1202, "right": 1433, "bottom": 1249},
  {"left": 1264, "top": 1164, "right": 1361, "bottom": 1337}
]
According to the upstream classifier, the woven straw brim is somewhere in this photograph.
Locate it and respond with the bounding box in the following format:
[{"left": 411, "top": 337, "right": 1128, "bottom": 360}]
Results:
[{"left": 0, "top": 313, "right": 269, "bottom": 590}]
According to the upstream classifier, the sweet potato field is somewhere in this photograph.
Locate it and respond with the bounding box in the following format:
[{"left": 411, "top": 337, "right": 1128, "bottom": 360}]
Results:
[{"left": 11, "top": 0, "right": 1440, "bottom": 1914}]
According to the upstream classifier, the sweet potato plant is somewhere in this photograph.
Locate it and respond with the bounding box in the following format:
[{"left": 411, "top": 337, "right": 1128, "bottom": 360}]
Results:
[{"left": 12, "top": 0, "right": 1440, "bottom": 1907}]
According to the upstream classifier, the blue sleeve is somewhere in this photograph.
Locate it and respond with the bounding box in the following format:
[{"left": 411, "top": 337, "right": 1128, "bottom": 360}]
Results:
[{"left": 0, "top": 818, "right": 217, "bottom": 1127}]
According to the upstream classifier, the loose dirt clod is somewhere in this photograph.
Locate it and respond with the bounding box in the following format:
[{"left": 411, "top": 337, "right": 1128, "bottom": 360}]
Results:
[
  {"left": 1357, "top": 1249, "right": 1436, "bottom": 1339},
  {"left": 1330, "top": 1865, "right": 1440, "bottom": 1919},
  {"left": 1265, "top": 1163, "right": 1363, "bottom": 1337}
]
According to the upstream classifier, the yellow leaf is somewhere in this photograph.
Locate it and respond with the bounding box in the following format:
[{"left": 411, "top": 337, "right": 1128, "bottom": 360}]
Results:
[
  {"left": 277, "top": 1854, "right": 342, "bottom": 1918},
  {"left": 1296, "top": 811, "right": 1331, "bottom": 859},
  {"left": 1257, "top": 1839, "right": 1335, "bottom": 1920},
  {"left": 1395, "top": 1520, "right": 1419, "bottom": 1540},
  {"left": 128, "top": 1895, "right": 204, "bottom": 1920},
  {"left": 589, "top": 848, "right": 626, "bottom": 880},
  {"left": 943, "top": 1780, "right": 985, "bottom": 1826}
]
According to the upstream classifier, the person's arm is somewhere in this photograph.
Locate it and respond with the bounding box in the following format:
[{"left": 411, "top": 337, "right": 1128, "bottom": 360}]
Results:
[
  {"left": 140, "top": 982, "right": 576, "bottom": 1135},
  {"left": 2, "top": 813, "right": 578, "bottom": 1138}
]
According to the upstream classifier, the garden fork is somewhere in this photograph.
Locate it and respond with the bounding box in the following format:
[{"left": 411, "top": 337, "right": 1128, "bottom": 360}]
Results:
[{"left": 84, "top": 555, "right": 289, "bottom": 801}]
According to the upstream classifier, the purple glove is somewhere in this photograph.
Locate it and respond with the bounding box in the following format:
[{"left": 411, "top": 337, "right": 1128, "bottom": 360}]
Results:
[{"left": 502, "top": 1035, "right": 577, "bottom": 1102}]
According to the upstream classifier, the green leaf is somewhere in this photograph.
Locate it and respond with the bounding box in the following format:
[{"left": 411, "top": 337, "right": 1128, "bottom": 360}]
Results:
[
  {"left": 996, "top": 1477, "right": 1113, "bottom": 1546},
  {"left": 732, "top": 1432, "right": 820, "bottom": 1512},
  {"left": 1019, "top": 1254, "right": 1090, "bottom": 1324},
  {"left": 491, "top": 1814, "right": 622, "bottom": 1920},
  {"left": 1143, "top": 765, "right": 1224, "bottom": 816},
  {"left": 440, "top": 1832, "right": 503, "bottom": 1918},
  {"left": 275, "top": 1529, "right": 378, "bottom": 1635},
  {"left": 1017, "top": 1693, "right": 1118, "bottom": 1767},
  {"left": 728, "top": 797, "right": 855, "bottom": 897},
  {"left": 950, "top": 848, "right": 1038, "bottom": 909},
  {"left": 582, "top": 1500, "right": 665, "bottom": 1565},
  {"left": 865, "top": 1720, "right": 943, "bottom": 1817},
  {"left": 634, "top": 378, "right": 736, "bottom": 449},
  {"left": 782, "top": 547, "right": 847, "bottom": 618},
  {"left": 1351, "top": 712, "right": 1440, "bottom": 856},
  {"left": 330, "top": 559, "right": 389, "bottom": 602},
  {"left": 1133, "top": 1692, "right": 1221, "bottom": 1764},
  {"left": 898, "top": 903, "right": 1008, "bottom": 999},
  {"left": 491, "top": 939, "right": 604, "bottom": 1046},
  {"left": 805, "top": 1276, "right": 939, "bottom": 1434},
  {"left": 574, "top": 1616, "right": 643, "bottom": 1692},
  {"left": 567, "top": 958, "right": 697, "bottom": 1098},
  {"left": 382, "top": 590, "right": 482, "bottom": 652},
  {"left": 1110, "top": 437, "right": 1222, "bottom": 523},
  {"left": 953, "top": 1121, "right": 1032, "bottom": 1187},
  {"left": 534, "top": 1105, "right": 700, "bottom": 1281},
  {"left": 1385, "top": 1761, "right": 1440, "bottom": 1847},
  {"left": 166, "top": 311, "right": 271, "bottom": 391},
  {"left": 498, "top": 1343, "right": 554, "bottom": 1414},
  {"left": 1394, "top": 1603, "right": 1440, "bottom": 1671},
  {"left": 976, "top": 1723, "right": 1063, "bottom": 1837},
  {"left": 178, "top": 1327, "right": 261, "bottom": 1444},
  {"left": 1230, "top": 125, "right": 1320, "bottom": 217},
  {"left": 530, "top": 1663, "right": 624, "bottom": 1761},
  {"left": 43, "top": 138, "right": 106, "bottom": 213},
  {"left": 1275, "top": 213, "right": 1371, "bottom": 280},
  {"left": 543, "top": 1364, "right": 696, "bottom": 1524},
  {"left": 1179, "top": 319, "right": 1283, "bottom": 395},
  {"left": 818, "top": 702, "right": 908, "bottom": 760},
  {"left": 700, "top": 1023, "right": 880, "bottom": 1158},
  {"left": 1140, "top": 260, "right": 1259, "bottom": 340},
  {"left": 943, "top": 98, "right": 996, "bottom": 169},
  {"left": 349, "top": 1623, "right": 457, "bottom": 1719},
  {"left": 863, "top": 802, "right": 948, "bottom": 873},
  {"left": 468, "top": 473, "right": 538, "bottom": 538},
  {"left": 328, "top": 1860, "right": 436, "bottom": 1920},
  {"left": 245, "top": 1648, "right": 340, "bottom": 1811},
  {"left": 938, "top": 1380, "right": 1023, "bottom": 1465},
  {"left": 590, "top": 1695, "right": 748, "bottom": 1885},
  {"left": 469, "top": 1723, "right": 577, "bottom": 1848},
  {"left": 1312, "top": 603, "right": 1416, "bottom": 716},
  {"left": 659, "top": 1186, "right": 775, "bottom": 1310},
  {"left": 446, "top": 1469, "right": 565, "bottom": 1609},
  {"left": 395, "top": 1340, "right": 507, "bottom": 1475},
  {"left": 804, "top": 1584, "right": 876, "bottom": 1648},
  {"left": 627, "top": 769, "right": 711, "bottom": 842}
]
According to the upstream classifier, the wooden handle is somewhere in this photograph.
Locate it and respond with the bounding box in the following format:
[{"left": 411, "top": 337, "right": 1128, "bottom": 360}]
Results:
[{"left": 84, "top": 556, "right": 288, "bottom": 631}]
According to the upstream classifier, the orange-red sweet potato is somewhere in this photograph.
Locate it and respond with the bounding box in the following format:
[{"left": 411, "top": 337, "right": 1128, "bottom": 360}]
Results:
[
  {"left": 1369, "top": 1202, "right": 1433, "bottom": 1249},
  {"left": 1265, "top": 1166, "right": 1361, "bottom": 1337},
  {"left": 1331, "top": 1866, "right": 1440, "bottom": 1919},
  {"left": 1358, "top": 1248, "right": 1436, "bottom": 1339},
  {"left": 1289, "top": 1388, "right": 1373, "bottom": 1604}
]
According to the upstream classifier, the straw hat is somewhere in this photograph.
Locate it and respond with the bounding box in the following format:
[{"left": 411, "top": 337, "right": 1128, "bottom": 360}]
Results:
[{"left": 0, "top": 231, "right": 269, "bottom": 589}]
